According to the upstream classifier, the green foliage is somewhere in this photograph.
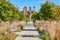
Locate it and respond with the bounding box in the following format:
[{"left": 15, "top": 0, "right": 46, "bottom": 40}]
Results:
[
  {"left": 32, "top": 2, "right": 57, "bottom": 21},
  {"left": 39, "top": 1, "right": 57, "bottom": 20},
  {"left": 0, "top": 0, "right": 25, "bottom": 22},
  {"left": 32, "top": 12, "right": 41, "bottom": 21},
  {"left": 19, "top": 12, "right": 26, "bottom": 21},
  {"left": 54, "top": 6, "right": 60, "bottom": 20},
  {"left": 40, "top": 33, "right": 50, "bottom": 40}
]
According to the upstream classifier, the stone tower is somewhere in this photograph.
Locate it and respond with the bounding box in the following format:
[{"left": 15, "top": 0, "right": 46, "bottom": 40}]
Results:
[
  {"left": 33, "top": 6, "right": 35, "bottom": 13},
  {"left": 23, "top": 6, "right": 35, "bottom": 15},
  {"left": 29, "top": 7, "right": 31, "bottom": 11},
  {"left": 23, "top": 6, "right": 27, "bottom": 15},
  {"left": 33, "top": 6, "right": 35, "bottom": 12}
]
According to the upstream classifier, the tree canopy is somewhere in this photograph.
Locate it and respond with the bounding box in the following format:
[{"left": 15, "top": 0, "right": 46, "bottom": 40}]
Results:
[
  {"left": 40, "top": 1, "right": 56, "bottom": 20},
  {"left": 0, "top": 0, "right": 25, "bottom": 21},
  {"left": 32, "top": 1, "right": 60, "bottom": 21}
]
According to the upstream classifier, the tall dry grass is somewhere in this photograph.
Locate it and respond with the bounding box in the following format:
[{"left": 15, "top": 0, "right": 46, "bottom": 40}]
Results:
[
  {"left": 0, "top": 21, "right": 26, "bottom": 34},
  {"left": 35, "top": 20, "right": 60, "bottom": 40},
  {"left": 0, "top": 21, "right": 10, "bottom": 34},
  {"left": 0, "top": 21, "right": 26, "bottom": 40}
]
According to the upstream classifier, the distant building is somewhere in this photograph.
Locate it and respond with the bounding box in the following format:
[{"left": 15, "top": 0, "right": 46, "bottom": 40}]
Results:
[{"left": 23, "top": 6, "right": 35, "bottom": 15}]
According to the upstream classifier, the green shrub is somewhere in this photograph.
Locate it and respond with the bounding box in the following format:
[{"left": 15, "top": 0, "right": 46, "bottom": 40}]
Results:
[{"left": 40, "top": 33, "right": 50, "bottom": 40}]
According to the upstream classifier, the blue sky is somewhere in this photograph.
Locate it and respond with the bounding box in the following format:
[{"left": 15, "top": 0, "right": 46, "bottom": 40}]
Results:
[{"left": 10, "top": 0, "right": 60, "bottom": 12}]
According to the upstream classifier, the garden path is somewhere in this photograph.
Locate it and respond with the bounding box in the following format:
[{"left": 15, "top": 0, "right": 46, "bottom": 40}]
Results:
[{"left": 15, "top": 21, "right": 42, "bottom": 40}]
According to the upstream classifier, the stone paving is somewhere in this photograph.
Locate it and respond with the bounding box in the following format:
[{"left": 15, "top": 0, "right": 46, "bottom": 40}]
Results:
[{"left": 15, "top": 21, "right": 42, "bottom": 40}]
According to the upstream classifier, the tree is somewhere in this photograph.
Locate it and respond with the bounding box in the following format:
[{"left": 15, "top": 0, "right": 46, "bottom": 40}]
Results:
[
  {"left": 54, "top": 6, "right": 60, "bottom": 20},
  {"left": 32, "top": 12, "right": 41, "bottom": 21},
  {"left": 0, "top": 0, "right": 25, "bottom": 22},
  {"left": 40, "top": 1, "right": 56, "bottom": 20}
]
